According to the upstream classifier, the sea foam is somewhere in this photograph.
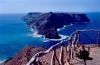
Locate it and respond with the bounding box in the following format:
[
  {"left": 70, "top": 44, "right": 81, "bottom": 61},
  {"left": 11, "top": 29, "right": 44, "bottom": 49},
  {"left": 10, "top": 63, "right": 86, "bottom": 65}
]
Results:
[
  {"left": 28, "top": 31, "right": 43, "bottom": 38},
  {"left": 57, "top": 24, "right": 73, "bottom": 31},
  {"left": 0, "top": 60, "right": 5, "bottom": 64},
  {"left": 48, "top": 34, "right": 69, "bottom": 41},
  {"left": 57, "top": 25, "right": 67, "bottom": 31},
  {"left": 43, "top": 34, "right": 69, "bottom": 42},
  {"left": 28, "top": 28, "right": 69, "bottom": 42},
  {"left": 28, "top": 32, "right": 69, "bottom": 42}
]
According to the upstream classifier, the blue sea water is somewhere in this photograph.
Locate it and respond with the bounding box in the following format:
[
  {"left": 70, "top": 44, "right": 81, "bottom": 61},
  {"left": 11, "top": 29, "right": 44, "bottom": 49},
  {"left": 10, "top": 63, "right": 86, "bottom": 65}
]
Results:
[{"left": 0, "top": 12, "right": 100, "bottom": 62}]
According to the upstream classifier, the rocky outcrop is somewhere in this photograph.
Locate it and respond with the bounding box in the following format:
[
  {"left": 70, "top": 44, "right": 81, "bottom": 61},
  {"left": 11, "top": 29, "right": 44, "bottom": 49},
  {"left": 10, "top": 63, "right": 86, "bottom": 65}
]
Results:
[
  {"left": 3, "top": 46, "right": 47, "bottom": 65},
  {"left": 3, "top": 44, "right": 100, "bottom": 65},
  {"left": 23, "top": 12, "right": 90, "bottom": 39}
]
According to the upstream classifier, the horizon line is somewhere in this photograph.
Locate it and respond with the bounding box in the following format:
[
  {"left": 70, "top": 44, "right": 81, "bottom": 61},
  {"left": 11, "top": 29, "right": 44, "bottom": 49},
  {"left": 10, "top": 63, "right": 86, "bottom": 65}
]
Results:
[{"left": 0, "top": 11, "right": 100, "bottom": 14}]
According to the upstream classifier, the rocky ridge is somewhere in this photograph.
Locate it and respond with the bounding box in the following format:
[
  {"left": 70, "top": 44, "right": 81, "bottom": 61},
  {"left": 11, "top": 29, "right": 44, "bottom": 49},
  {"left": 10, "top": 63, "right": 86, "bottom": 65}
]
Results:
[
  {"left": 2, "top": 46, "right": 47, "bottom": 65},
  {"left": 22, "top": 12, "right": 90, "bottom": 39}
]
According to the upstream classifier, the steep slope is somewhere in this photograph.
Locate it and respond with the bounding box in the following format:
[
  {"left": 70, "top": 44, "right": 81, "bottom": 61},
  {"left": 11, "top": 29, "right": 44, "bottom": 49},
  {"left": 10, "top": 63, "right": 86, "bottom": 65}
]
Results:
[{"left": 3, "top": 46, "right": 47, "bottom": 65}]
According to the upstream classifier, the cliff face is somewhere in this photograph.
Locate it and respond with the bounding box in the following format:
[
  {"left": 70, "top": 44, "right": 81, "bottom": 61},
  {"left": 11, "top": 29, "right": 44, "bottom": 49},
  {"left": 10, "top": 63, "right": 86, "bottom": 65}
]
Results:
[
  {"left": 3, "top": 46, "right": 47, "bottom": 65},
  {"left": 23, "top": 12, "right": 90, "bottom": 39}
]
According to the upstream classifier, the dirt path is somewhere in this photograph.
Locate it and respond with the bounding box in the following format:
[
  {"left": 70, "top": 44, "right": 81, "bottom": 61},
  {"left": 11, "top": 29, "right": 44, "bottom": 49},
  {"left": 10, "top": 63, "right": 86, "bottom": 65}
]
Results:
[
  {"left": 38, "top": 45, "right": 100, "bottom": 65},
  {"left": 72, "top": 46, "right": 100, "bottom": 65}
]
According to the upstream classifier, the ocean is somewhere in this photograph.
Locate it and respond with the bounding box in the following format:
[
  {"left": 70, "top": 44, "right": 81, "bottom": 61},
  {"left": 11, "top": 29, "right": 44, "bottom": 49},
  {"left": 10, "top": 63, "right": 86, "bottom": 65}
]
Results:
[{"left": 0, "top": 12, "right": 100, "bottom": 63}]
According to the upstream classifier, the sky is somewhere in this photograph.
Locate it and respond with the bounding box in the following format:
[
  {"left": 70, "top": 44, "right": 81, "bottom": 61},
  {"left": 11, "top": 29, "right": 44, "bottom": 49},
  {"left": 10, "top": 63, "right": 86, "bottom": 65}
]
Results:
[{"left": 0, "top": 0, "right": 100, "bottom": 13}]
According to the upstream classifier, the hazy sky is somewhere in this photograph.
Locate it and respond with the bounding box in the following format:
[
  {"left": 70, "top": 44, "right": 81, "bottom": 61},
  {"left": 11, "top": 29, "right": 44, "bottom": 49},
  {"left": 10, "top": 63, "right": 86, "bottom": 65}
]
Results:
[{"left": 0, "top": 0, "right": 100, "bottom": 13}]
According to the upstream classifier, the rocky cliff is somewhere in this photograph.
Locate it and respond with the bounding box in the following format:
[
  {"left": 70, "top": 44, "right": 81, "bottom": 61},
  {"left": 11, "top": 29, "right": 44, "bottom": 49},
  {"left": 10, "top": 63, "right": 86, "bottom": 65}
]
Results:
[
  {"left": 3, "top": 45, "right": 100, "bottom": 65},
  {"left": 2, "top": 46, "right": 47, "bottom": 65},
  {"left": 23, "top": 12, "right": 90, "bottom": 39}
]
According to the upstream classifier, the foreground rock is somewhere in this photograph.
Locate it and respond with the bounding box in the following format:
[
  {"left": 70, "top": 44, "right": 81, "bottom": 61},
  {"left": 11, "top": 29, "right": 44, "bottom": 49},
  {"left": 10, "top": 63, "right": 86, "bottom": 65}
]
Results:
[
  {"left": 3, "top": 46, "right": 47, "bottom": 65},
  {"left": 23, "top": 12, "right": 90, "bottom": 39},
  {"left": 3, "top": 45, "right": 100, "bottom": 65}
]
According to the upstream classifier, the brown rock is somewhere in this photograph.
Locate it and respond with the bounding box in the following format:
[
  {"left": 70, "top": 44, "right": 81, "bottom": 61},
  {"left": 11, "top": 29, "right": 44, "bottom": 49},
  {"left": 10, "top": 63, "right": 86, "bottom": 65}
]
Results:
[{"left": 4, "top": 46, "right": 47, "bottom": 65}]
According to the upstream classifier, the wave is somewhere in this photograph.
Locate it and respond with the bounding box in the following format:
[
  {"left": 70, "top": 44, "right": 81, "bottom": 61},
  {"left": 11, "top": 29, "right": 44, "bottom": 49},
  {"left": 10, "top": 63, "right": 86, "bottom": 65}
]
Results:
[
  {"left": 57, "top": 29, "right": 61, "bottom": 31},
  {"left": 28, "top": 28, "right": 69, "bottom": 42},
  {"left": 28, "top": 31, "right": 43, "bottom": 38},
  {"left": 0, "top": 60, "right": 5, "bottom": 64},
  {"left": 57, "top": 24, "right": 73, "bottom": 31},
  {"left": 43, "top": 34, "right": 69, "bottom": 42},
  {"left": 48, "top": 34, "right": 69, "bottom": 41},
  {"left": 27, "top": 32, "right": 69, "bottom": 42},
  {"left": 67, "top": 24, "right": 73, "bottom": 26},
  {"left": 42, "top": 39, "right": 50, "bottom": 42},
  {"left": 75, "top": 22, "right": 89, "bottom": 23},
  {"left": 57, "top": 25, "right": 67, "bottom": 31},
  {"left": 30, "top": 28, "right": 34, "bottom": 32}
]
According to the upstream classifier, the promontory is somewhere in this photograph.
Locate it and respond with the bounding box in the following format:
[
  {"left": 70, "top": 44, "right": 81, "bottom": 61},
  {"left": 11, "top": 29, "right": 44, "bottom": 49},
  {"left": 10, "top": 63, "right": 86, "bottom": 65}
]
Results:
[{"left": 22, "top": 12, "right": 90, "bottom": 39}]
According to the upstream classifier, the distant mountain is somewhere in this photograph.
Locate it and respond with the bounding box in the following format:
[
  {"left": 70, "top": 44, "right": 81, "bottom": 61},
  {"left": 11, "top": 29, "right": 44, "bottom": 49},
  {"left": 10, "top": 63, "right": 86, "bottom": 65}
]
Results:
[{"left": 22, "top": 12, "right": 90, "bottom": 39}]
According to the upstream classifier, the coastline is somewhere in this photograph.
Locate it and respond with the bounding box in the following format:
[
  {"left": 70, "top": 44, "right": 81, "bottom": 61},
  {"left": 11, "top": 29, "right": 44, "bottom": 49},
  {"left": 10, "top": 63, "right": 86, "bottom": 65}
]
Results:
[
  {"left": 0, "top": 12, "right": 100, "bottom": 65},
  {"left": 28, "top": 27, "right": 69, "bottom": 42}
]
